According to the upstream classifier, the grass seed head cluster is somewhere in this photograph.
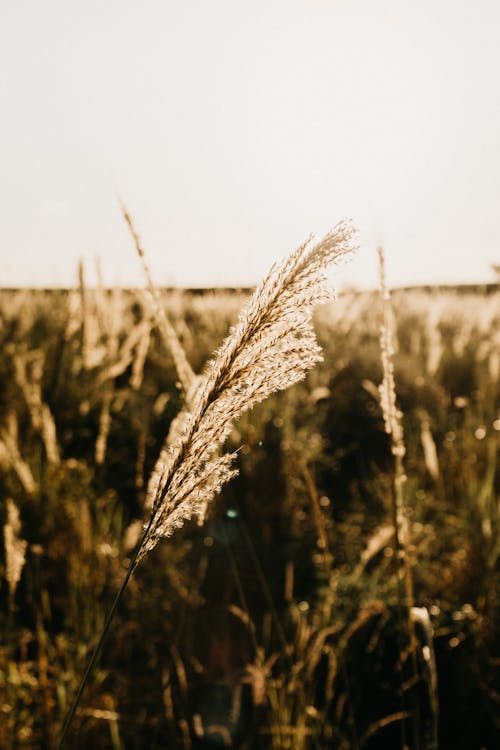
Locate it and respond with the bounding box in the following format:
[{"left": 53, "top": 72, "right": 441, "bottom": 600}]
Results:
[{"left": 140, "top": 221, "right": 357, "bottom": 560}]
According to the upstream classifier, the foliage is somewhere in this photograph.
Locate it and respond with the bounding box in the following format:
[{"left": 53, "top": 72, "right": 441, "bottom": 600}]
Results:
[{"left": 0, "top": 285, "right": 499, "bottom": 749}]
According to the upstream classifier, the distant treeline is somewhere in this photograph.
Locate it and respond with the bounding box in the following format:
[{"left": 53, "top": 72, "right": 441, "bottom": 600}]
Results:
[{"left": 1, "top": 282, "right": 499, "bottom": 295}]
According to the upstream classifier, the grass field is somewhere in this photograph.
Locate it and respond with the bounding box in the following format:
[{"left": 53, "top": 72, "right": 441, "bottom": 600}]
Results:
[{"left": 0, "top": 282, "right": 499, "bottom": 749}]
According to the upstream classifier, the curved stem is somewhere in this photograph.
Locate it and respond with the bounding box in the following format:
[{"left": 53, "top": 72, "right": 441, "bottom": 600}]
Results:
[{"left": 56, "top": 518, "right": 152, "bottom": 750}]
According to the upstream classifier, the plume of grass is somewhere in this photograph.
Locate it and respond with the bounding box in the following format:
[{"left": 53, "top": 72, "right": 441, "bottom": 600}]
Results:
[
  {"left": 425, "top": 305, "right": 444, "bottom": 376},
  {"left": 377, "top": 246, "right": 420, "bottom": 750},
  {"left": 0, "top": 412, "right": 36, "bottom": 495},
  {"left": 377, "top": 248, "right": 412, "bottom": 580},
  {"left": 119, "top": 201, "right": 205, "bottom": 515},
  {"left": 95, "top": 288, "right": 122, "bottom": 465},
  {"left": 12, "top": 348, "right": 60, "bottom": 465},
  {"left": 95, "top": 389, "right": 113, "bottom": 466},
  {"left": 119, "top": 199, "right": 196, "bottom": 394},
  {"left": 139, "top": 220, "right": 356, "bottom": 560},
  {"left": 419, "top": 411, "right": 440, "bottom": 482},
  {"left": 95, "top": 319, "right": 150, "bottom": 386},
  {"left": 378, "top": 250, "right": 405, "bottom": 465},
  {"left": 121, "top": 202, "right": 226, "bottom": 527},
  {"left": 56, "top": 220, "right": 356, "bottom": 748},
  {"left": 3, "top": 498, "right": 28, "bottom": 611},
  {"left": 64, "top": 289, "right": 82, "bottom": 342},
  {"left": 130, "top": 319, "right": 152, "bottom": 391},
  {"left": 94, "top": 311, "right": 152, "bottom": 473}
]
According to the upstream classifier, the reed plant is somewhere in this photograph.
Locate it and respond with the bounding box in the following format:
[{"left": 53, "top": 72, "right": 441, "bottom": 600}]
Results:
[
  {"left": 1, "top": 266, "right": 498, "bottom": 749},
  {"left": 56, "top": 220, "right": 357, "bottom": 747},
  {"left": 377, "top": 247, "right": 439, "bottom": 750}
]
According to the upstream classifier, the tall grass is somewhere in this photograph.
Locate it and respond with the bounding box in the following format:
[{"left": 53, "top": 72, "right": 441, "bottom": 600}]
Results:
[
  {"left": 0, "top": 273, "right": 498, "bottom": 748},
  {"left": 55, "top": 221, "right": 357, "bottom": 746}
]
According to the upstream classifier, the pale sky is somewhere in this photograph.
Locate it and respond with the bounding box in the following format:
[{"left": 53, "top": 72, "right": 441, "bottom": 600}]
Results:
[{"left": 1, "top": 0, "right": 500, "bottom": 289}]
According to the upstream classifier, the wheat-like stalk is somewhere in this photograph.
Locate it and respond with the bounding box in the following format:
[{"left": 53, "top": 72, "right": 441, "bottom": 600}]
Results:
[
  {"left": 119, "top": 199, "right": 196, "bottom": 394},
  {"left": 94, "top": 288, "right": 122, "bottom": 466},
  {"left": 78, "top": 259, "right": 89, "bottom": 368},
  {"left": 57, "top": 220, "right": 356, "bottom": 748},
  {"left": 12, "top": 348, "right": 60, "bottom": 465},
  {"left": 4, "top": 497, "right": 28, "bottom": 607},
  {"left": 419, "top": 411, "right": 440, "bottom": 482},
  {"left": 130, "top": 319, "right": 152, "bottom": 391},
  {"left": 119, "top": 201, "right": 201, "bottom": 514},
  {"left": 377, "top": 246, "right": 420, "bottom": 750},
  {"left": 411, "top": 606, "right": 439, "bottom": 750},
  {"left": 378, "top": 249, "right": 405, "bottom": 461},
  {"left": 0, "top": 412, "right": 37, "bottom": 495},
  {"left": 138, "top": 221, "right": 356, "bottom": 561},
  {"left": 377, "top": 247, "right": 410, "bottom": 570}
]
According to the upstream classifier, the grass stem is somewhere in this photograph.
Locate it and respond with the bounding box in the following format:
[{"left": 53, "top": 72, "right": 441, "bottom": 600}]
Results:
[{"left": 56, "top": 518, "right": 153, "bottom": 750}]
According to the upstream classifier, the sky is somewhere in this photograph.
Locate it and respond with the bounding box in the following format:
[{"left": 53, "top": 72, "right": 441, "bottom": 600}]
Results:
[{"left": 1, "top": 0, "right": 500, "bottom": 289}]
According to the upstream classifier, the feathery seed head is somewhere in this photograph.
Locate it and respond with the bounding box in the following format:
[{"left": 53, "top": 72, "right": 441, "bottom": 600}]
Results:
[
  {"left": 139, "top": 220, "right": 357, "bottom": 561},
  {"left": 377, "top": 246, "right": 405, "bottom": 458}
]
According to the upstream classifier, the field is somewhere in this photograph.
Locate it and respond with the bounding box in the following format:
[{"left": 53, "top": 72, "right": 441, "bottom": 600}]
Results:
[{"left": 0, "top": 283, "right": 499, "bottom": 749}]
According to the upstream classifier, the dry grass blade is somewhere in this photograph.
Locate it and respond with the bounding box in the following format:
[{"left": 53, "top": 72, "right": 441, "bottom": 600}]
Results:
[
  {"left": 119, "top": 198, "right": 196, "bottom": 393},
  {"left": 120, "top": 199, "right": 202, "bottom": 513},
  {"left": 377, "top": 249, "right": 404, "bottom": 459},
  {"left": 0, "top": 412, "right": 37, "bottom": 495},
  {"left": 12, "top": 348, "right": 60, "bottom": 465},
  {"left": 419, "top": 411, "right": 440, "bottom": 482},
  {"left": 96, "top": 319, "right": 152, "bottom": 386},
  {"left": 4, "top": 498, "right": 28, "bottom": 606},
  {"left": 411, "top": 606, "right": 439, "bottom": 749},
  {"left": 354, "top": 523, "right": 394, "bottom": 576},
  {"left": 78, "top": 259, "right": 89, "bottom": 368},
  {"left": 130, "top": 321, "right": 152, "bottom": 391},
  {"left": 360, "top": 711, "right": 411, "bottom": 747},
  {"left": 56, "top": 220, "right": 356, "bottom": 749},
  {"left": 377, "top": 246, "right": 410, "bottom": 566},
  {"left": 95, "top": 388, "right": 113, "bottom": 466},
  {"left": 377, "top": 246, "right": 420, "bottom": 750},
  {"left": 139, "top": 220, "right": 356, "bottom": 561}
]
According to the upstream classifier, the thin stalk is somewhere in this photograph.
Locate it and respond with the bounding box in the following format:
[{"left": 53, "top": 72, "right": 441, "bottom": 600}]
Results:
[
  {"left": 236, "top": 509, "right": 289, "bottom": 656},
  {"left": 221, "top": 523, "right": 259, "bottom": 655},
  {"left": 378, "top": 246, "right": 419, "bottom": 750},
  {"left": 78, "top": 258, "right": 88, "bottom": 369},
  {"left": 391, "top": 459, "right": 410, "bottom": 750},
  {"left": 118, "top": 197, "right": 195, "bottom": 395},
  {"left": 303, "top": 463, "right": 331, "bottom": 560},
  {"left": 221, "top": 521, "right": 291, "bottom": 748},
  {"left": 56, "top": 517, "right": 153, "bottom": 750}
]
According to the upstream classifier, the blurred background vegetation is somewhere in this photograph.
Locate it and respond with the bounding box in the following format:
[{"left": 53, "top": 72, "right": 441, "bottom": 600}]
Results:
[{"left": 0, "top": 282, "right": 499, "bottom": 749}]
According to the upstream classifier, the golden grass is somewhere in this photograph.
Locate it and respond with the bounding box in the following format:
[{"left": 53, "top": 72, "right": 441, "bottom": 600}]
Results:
[{"left": 0, "top": 256, "right": 497, "bottom": 749}]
